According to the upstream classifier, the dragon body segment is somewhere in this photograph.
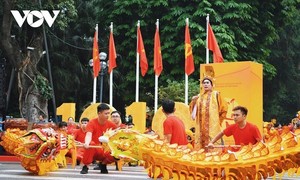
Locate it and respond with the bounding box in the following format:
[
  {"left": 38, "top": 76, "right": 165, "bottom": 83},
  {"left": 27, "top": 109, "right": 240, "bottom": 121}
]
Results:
[
  {"left": 2, "top": 127, "right": 300, "bottom": 179},
  {"left": 101, "top": 128, "right": 300, "bottom": 180}
]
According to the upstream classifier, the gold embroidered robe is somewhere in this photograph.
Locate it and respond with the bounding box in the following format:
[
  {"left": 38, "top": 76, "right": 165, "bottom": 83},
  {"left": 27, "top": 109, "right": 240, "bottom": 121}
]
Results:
[{"left": 189, "top": 90, "right": 227, "bottom": 149}]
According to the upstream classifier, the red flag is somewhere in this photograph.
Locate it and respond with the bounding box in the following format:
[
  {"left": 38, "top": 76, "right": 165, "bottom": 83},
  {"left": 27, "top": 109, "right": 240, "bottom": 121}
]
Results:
[
  {"left": 154, "top": 26, "right": 162, "bottom": 76},
  {"left": 92, "top": 27, "right": 100, "bottom": 78},
  {"left": 108, "top": 31, "right": 117, "bottom": 74},
  {"left": 185, "top": 22, "right": 194, "bottom": 75},
  {"left": 208, "top": 23, "right": 223, "bottom": 63},
  {"left": 137, "top": 26, "right": 148, "bottom": 76}
]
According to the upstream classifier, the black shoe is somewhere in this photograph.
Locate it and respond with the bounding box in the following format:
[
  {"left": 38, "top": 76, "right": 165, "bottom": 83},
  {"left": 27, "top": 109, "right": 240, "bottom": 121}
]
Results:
[
  {"left": 100, "top": 164, "right": 108, "bottom": 174},
  {"left": 80, "top": 165, "right": 89, "bottom": 174}
]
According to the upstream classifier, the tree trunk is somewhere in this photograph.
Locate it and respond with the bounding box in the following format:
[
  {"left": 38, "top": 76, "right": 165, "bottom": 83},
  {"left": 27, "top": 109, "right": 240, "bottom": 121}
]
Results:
[
  {"left": 17, "top": 35, "right": 48, "bottom": 122},
  {"left": 1, "top": 0, "right": 49, "bottom": 122}
]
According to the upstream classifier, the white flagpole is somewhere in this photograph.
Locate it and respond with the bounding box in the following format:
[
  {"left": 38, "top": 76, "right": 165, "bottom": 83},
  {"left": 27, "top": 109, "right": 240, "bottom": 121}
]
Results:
[
  {"left": 154, "top": 19, "right": 159, "bottom": 113},
  {"left": 136, "top": 21, "right": 140, "bottom": 102},
  {"left": 93, "top": 78, "right": 97, "bottom": 103},
  {"left": 109, "top": 70, "right": 113, "bottom": 105},
  {"left": 185, "top": 18, "right": 189, "bottom": 105},
  {"left": 92, "top": 24, "right": 98, "bottom": 103},
  {"left": 185, "top": 73, "right": 188, "bottom": 104},
  {"left": 206, "top": 14, "right": 210, "bottom": 64},
  {"left": 109, "top": 22, "right": 113, "bottom": 106},
  {"left": 155, "top": 75, "right": 158, "bottom": 112}
]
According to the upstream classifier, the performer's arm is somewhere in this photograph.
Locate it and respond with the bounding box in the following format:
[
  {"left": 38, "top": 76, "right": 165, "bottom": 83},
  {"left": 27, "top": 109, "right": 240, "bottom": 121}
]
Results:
[
  {"left": 164, "top": 134, "right": 171, "bottom": 143},
  {"left": 189, "top": 95, "right": 199, "bottom": 110},
  {"left": 217, "top": 92, "right": 228, "bottom": 125},
  {"left": 254, "top": 125, "right": 263, "bottom": 143},
  {"left": 189, "top": 95, "right": 199, "bottom": 120},
  {"left": 83, "top": 132, "right": 92, "bottom": 148},
  {"left": 207, "top": 131, "right": 224, "bottom": 148}
]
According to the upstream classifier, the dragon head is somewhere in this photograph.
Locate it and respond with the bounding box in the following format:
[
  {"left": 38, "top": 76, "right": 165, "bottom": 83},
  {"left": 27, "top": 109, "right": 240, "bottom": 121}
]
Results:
[{"left": 16, "top": 128, "right": 60, "bottom": 160}]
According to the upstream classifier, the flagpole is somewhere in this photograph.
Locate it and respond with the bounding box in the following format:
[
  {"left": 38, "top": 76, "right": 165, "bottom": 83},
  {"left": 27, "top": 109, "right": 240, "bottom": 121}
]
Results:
[
  {"left": 185, "top": 75, "right": 188, "bottom": 105},
  {"left": 206, "top": 14, "right": 210, "bottom": 64},
  {"left": 185, "top": 18, "right": 189, "bottom": 105},
  {"left": 136, "top": 21, "right": 140, "bottom": 102},
  {"left": 93, "top": 78, "right": 97, "bottom": 103},
  {"left": 109, "top": 22, "right": 113, "bottom": 106},
  {"left": 154, "top": 19, "right": 159, "bottom": 113},
  {"left": 93, "top": 24, "right": 98, "bottom": 103},
  {"left": 155, "top": 75, "right": 158, "bottom": 112}
]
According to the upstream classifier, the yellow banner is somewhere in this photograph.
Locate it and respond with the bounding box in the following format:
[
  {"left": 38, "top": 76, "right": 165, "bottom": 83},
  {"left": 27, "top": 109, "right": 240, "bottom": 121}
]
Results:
[{"left": 200, "top": 61, "right": 263, "bottom": 144}]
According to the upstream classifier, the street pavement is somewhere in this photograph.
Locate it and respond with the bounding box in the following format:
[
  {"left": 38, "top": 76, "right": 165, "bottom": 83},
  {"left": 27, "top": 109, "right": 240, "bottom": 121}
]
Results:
[
  {"left": 0, "top": 162, "right": 299, "bottom": 180},
  {"left": 0, "top": 162, "right": 151, "bottom": 180}
]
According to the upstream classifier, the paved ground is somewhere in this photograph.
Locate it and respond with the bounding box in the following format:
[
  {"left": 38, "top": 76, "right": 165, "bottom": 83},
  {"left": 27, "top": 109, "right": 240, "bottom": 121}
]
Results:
[
  {"left": 0, "top": 162, "right": 150, "bottom": 180},
  {"left": 0, "top": 162, "right": 299, "bottom": 180}
]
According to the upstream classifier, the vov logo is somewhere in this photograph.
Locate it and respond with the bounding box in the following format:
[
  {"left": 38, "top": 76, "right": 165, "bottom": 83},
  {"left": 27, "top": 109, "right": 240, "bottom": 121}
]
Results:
[{"left": 11, "top": 10, "right": 60, "bottom": 28}]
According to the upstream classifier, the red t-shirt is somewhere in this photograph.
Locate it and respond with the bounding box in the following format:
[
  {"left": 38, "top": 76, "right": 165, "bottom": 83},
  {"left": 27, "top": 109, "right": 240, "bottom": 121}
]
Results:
[
  {"left": 163, "top": 116, "right": 188, "bottom": 146},
  {"left": 67, "top": 123, "right": 77, "bottom": 134},
  {"left": 223, "top": 122, "right": 262, "bottom": 145},
  {"left": 73, "top": 128, "right": 86, "bottom": 143},
  {"left": 118, "top": 123, "right": 127, "bottom": 129},
  {"left": 86, "top": 118, "right": 117, "bottom": 144}
]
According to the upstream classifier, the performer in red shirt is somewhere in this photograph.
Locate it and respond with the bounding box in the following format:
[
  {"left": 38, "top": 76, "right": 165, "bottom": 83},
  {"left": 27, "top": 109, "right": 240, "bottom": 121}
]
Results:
[
  {"left": 208, "top": 106, "right": 262, "bottom": 151},
  {"left": 80, "top": 103, "right": 117, "bottom": 174},
  {"left": 72, "top": 117, "right": 89, "bottom": 164},
  {"left": 111, "top": 111, "right": 127, "bottom": 129},
  {"left": 162, "top": 99, "right": 188, "bottom": 147},
  {"left": 67, "top": 117, "right": 78, "bottom": 134}
]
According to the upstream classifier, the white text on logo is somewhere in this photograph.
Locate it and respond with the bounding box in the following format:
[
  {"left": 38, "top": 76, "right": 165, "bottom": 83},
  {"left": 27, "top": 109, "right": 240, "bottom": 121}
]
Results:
[{"left": 11, "top": 10, "right": 60, "bottom": 28}]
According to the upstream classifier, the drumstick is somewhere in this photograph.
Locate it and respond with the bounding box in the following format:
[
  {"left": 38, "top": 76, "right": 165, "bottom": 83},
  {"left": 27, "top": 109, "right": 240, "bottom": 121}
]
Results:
[
  {"left": 205, "top": 145, "right": 241, "bottom": 148},
  {"left": 75, "top": 141, "right": 103, "bottom": 148},
  {"left": 76, "top": 145, "right": 103, "bottom": 148},
  {"left": 76, "top": 144, "right": 103, "bottom": 148}
]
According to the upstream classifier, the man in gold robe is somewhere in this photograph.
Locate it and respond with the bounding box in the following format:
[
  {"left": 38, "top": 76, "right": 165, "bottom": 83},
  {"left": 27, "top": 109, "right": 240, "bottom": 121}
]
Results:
[{"left": 190, "top": 76, "right": 227, "bottom": 149}]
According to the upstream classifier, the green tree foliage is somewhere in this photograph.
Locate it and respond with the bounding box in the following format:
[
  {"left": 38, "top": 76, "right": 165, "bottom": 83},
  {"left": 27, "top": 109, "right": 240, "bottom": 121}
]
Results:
[
  {"left": 0, "top": 0, "right": 78, "bottom": 120},
  {"left": 159, "top": 79, "right": 199, "bottom": 103},
  {"left": 41, "top": 1, "right": 93, "bottom": 119},
  {"left": 2, "top": 0, "right": 299, "bottom": 122},
  {"left": 34, "top": 74, "right": 52, "bottom": 100},
  {"left": 80, "top": 0, "right": 296, "bottom": 112},
  {"left": 263, "top": 0, "right": 300, "bottom": 124}
]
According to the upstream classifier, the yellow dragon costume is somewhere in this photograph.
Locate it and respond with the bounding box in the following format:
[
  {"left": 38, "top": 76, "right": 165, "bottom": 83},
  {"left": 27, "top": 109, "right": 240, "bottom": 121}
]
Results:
[
  {"left": 2, "top": 126, "right": 300, "bottom": 179},
  {"left": 99, "top": 128, "right": 300, "bottom": 180},
  {"left": 0, "top": 128, "right": 76, "bottom": 175}
]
